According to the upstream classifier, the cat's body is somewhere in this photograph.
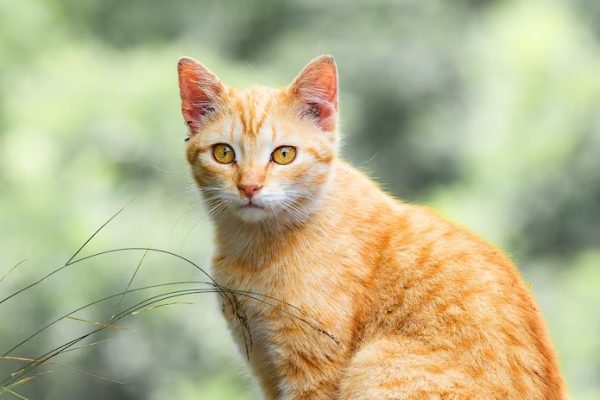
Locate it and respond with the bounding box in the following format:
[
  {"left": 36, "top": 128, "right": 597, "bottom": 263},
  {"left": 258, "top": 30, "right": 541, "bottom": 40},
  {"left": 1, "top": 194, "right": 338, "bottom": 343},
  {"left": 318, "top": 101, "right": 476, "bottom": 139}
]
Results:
[{"left": 178, "top": 55, "right": 566, "bottom": 399}]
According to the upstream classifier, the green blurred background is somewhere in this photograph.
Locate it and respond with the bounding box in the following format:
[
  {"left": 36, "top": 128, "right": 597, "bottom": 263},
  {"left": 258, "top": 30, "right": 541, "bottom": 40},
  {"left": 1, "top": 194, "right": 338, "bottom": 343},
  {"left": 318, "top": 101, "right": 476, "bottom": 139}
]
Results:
[{"left": 1, "top": 0, "right": 599, "bottom": 398}]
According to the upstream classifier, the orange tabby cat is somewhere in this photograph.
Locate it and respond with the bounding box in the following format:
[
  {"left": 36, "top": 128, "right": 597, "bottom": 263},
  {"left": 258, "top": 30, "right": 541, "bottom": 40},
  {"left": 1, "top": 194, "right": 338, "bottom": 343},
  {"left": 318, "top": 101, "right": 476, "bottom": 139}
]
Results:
[{"left": 177, "top": 55, "right": 566, "bottom": 399}]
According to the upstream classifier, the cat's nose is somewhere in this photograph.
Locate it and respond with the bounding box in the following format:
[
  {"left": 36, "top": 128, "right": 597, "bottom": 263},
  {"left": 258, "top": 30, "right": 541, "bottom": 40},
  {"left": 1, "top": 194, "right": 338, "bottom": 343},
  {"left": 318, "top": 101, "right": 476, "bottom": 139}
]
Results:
[{"left": 237, "top": 184, "right": 263, "bottom": 199}]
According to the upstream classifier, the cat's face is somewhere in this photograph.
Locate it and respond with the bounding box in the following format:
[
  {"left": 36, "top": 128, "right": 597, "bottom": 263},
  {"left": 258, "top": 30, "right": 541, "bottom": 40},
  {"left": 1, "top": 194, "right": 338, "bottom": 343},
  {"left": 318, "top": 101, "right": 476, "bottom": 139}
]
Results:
[{"left": 178, "top": 56, "right": 339, "bottom": 224}]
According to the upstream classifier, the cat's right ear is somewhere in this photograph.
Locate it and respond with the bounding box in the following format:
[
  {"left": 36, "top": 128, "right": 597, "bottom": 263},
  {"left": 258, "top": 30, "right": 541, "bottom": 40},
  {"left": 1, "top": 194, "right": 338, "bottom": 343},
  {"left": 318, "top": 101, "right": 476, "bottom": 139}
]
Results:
[{"left": 177, "top": 57, "right": 224, "bottom": 137}]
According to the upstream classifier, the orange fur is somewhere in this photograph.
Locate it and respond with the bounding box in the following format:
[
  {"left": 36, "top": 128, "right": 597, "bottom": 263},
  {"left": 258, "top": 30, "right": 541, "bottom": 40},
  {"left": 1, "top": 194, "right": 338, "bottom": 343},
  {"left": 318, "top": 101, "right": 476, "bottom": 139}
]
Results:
[{"left": 178, "top": 55, "right": 566, "bottom": 399}]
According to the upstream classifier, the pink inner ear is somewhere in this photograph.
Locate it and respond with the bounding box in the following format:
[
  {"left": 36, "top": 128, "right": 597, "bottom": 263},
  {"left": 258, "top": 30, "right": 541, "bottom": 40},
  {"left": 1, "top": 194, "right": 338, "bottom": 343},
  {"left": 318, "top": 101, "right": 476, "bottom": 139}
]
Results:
[
  {"left": 291, "top": 56, "right": 339, "bottom": 132},
  {"left": 178, "top": 59, "right": 222, "bottom": 135},
  {"left": 301, "top": 101, "right": 336, "bottom": 131},
  {"left": 181, "top": 100, "right": 212, "bottom": 133}
]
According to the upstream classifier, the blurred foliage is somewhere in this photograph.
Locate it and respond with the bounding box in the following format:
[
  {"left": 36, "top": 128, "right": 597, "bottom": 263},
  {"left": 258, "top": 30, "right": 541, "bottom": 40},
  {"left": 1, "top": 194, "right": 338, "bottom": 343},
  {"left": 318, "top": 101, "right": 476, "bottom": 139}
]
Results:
[{"left": 0, "top": 0, "right": 599, "bottom": 399}]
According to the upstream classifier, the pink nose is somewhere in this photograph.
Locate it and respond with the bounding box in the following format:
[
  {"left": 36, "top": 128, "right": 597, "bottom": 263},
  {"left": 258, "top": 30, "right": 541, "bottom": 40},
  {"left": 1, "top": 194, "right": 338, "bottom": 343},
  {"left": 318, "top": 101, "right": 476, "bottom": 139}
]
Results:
[{"left": 237, "top": 184, "right": 263, "bottom": 199}]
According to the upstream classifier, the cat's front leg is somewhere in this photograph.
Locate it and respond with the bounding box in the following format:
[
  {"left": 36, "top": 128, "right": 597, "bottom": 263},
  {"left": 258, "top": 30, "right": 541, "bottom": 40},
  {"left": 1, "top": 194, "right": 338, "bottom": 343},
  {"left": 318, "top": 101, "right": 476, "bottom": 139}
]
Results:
[
  {"left": 277, "top": 380, "right": 339, "bottom": 400},
  {"left": 274, "top": 340, "right": 345, "bottom": 400}
]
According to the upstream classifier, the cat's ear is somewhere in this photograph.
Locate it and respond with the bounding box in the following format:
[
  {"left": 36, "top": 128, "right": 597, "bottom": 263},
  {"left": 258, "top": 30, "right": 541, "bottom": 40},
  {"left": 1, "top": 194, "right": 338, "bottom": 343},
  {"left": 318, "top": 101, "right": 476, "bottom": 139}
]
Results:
[
  {"left": 177, "top": 57, "right": 224, "bottom": 136},
  {"left": 289, "top": 55, "right": 338, "bottom": 132}
]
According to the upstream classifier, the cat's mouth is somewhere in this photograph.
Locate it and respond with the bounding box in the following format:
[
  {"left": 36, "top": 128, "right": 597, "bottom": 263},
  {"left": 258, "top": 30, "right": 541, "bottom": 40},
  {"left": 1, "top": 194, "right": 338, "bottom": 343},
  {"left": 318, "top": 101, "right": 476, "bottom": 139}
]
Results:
[
  {"left": 241, "top": 202, "right": 263, "bottom": 209},
  {"left": 236, "top": 201, "right": 270, "bottom": 221}
]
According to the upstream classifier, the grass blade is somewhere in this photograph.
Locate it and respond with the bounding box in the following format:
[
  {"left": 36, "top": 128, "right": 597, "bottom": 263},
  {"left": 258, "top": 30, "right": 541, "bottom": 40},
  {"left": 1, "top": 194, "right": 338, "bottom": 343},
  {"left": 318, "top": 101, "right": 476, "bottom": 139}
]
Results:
[{"left": 0, "top": 260, "right": 26, "bottom": 285}]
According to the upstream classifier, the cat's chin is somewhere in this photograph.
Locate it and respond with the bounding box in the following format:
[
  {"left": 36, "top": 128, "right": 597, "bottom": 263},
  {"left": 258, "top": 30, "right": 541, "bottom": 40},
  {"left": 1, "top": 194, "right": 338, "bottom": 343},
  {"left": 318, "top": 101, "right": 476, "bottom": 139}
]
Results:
[{"left": 235, "top": 204, "right": 273, "bottom": 223}]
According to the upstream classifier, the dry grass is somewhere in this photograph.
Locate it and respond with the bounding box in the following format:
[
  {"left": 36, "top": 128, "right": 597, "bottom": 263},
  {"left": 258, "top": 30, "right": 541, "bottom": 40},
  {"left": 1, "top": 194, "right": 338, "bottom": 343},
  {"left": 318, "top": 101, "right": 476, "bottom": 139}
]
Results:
[{"left": 0, "top": 204, "right": 338, "bottom": 398}]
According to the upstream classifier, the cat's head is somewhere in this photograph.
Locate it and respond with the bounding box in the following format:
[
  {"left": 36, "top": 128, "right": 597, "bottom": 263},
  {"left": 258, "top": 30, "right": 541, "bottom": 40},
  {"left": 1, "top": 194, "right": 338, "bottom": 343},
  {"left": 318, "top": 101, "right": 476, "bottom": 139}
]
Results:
[{"left": 178, "top": 55, "right": 339, "bottom": 224}]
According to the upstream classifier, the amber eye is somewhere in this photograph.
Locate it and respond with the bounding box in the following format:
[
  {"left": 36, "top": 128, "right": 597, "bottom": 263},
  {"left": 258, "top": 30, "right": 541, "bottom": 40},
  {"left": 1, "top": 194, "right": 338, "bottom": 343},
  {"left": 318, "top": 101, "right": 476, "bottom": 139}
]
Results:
[
  {"left": 212, "top": 143, "right": 235, "bottom": 164},
  {"left": 271, "top": 146, "right": 297, "bottom": 165}
]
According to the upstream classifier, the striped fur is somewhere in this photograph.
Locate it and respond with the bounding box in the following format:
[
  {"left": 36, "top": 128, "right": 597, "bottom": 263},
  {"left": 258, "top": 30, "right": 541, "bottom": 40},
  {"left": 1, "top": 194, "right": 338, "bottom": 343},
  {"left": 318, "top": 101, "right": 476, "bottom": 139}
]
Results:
[{"left": 178, "top": 55, "right": 566, "bottom": 399}]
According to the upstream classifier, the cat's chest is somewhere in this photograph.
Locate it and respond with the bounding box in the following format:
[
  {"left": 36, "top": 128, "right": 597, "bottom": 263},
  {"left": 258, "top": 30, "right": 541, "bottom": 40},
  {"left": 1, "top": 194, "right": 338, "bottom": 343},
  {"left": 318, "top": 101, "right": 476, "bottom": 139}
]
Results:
[
  {"left": 212, "top": 252, "right": 354, "bottom": 380},
  {"left": 212, "top": 255, "right": 335, "bottom": 332}
]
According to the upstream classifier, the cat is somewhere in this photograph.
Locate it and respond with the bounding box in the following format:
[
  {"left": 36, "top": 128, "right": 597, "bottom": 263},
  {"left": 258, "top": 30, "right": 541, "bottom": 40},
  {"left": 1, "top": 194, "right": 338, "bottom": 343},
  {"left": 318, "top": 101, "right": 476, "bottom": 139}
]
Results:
[{"left": 177, "top": 55, "right": 566, "bottom": 399}]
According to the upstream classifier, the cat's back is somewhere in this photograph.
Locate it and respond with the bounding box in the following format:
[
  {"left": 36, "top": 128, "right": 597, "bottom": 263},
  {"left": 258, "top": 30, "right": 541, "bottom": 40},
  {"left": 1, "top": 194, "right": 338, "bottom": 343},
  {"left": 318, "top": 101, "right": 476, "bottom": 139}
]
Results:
[{"left": 336, "top": 166, "right": 566, "bottom": 398}]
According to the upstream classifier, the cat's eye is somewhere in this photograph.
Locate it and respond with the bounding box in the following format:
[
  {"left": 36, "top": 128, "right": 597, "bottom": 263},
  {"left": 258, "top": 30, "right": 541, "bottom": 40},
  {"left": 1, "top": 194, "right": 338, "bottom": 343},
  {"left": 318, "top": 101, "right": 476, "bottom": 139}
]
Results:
[
  {"left": 212, "top": 143, "right": 236, "bottom": 164},
  {"left": 271, "top": 146, "right": 297, "bottom": 165}
]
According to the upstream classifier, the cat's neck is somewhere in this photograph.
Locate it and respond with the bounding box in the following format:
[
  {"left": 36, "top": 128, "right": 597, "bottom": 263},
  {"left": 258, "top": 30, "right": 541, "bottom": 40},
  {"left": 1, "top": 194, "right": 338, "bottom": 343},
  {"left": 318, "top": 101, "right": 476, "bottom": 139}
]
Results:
[
  {"left": 212, "top": 161, "right": 335, "bottom": 266},
  {"left": 212, "top": 186, "right": 331, "bottom": 268}
]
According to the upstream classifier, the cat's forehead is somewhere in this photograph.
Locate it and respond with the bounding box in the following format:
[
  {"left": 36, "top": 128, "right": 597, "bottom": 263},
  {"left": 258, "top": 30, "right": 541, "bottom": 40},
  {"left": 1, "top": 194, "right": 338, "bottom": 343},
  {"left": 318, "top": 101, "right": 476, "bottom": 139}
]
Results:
[
  {"left": 231, "top": 85, "right": 280, "bottom": 102},
  {"left": 229, "top": 86, "right": 281, "bottom": 115},
  {"left": 224, "top": 85, "right": 291, "bottom": 139}
]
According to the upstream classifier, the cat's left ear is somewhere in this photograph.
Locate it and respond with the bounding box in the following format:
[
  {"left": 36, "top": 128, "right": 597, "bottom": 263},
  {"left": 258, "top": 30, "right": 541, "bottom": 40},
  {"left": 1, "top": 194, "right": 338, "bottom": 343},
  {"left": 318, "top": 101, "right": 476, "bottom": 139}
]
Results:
[
  {"left": 177, "top": 57, "right": 224, "bottom": 137},
  {"left": 289, "top": 55, "right": 338, "bottom": 132}
]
